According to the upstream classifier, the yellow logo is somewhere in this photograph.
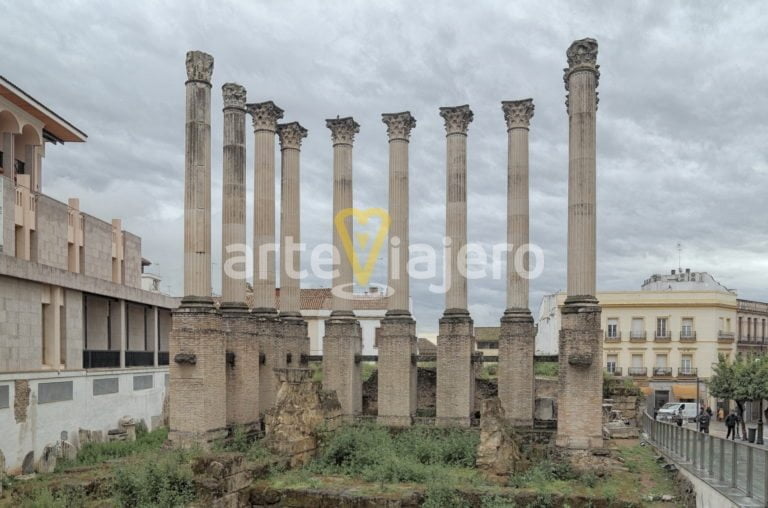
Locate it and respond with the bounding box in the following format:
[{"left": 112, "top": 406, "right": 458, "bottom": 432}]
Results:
[{"left": 334, "top": 208, "right": 390, "bottom": 287}]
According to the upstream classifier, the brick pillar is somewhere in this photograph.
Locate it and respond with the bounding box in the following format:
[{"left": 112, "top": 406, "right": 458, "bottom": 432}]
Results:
[
  {"left": 323, "top": 117, "right": 362, "bottom": 418},
  {"left": 436, "top": 105, "right": 475, "bottom": 427},
  {"left": 498, "top": 99, "right": 535, "bottom": 426},
  {"left": 378, "top": 112, "right": 417, "bottom": 427},
  {"left": 557, "top": 38, "right": 604, "bottom": 450},
  {"left": 247, "top": 101, "right": 284, "bottom": 414},
  {"left": 169, "top": 50, "right": 227, "bottom": 447}
]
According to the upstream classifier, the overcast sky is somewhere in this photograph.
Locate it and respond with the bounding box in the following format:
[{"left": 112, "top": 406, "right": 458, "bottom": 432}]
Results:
[{"left": 2, "top": 1, "right": 767, "bottom": 332}]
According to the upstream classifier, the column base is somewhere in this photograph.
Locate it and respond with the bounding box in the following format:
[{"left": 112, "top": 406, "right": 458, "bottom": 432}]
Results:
[
  {"left": 556, "top": 301, "right": 604, "bottom": 450},
  {"left": 169, "top": 305, "right": 226, "bottom": 439},
  {"left": 323, "top": 316, "right": 362, "bottom": 417},
  {"left": 436, "top": 310, "right": 474, "bottom": 424},
  {"left": 253, "top": 310, "right": 283, "bottom": 415},
  {"left": 223, "top": 307, "right": 260, "bottom": 425},
  {"left": 498, "top": 308, "right": 535, "bottom": 427},
  {"left": 377, "top": 311, "right": 417, "bottom": 427}
]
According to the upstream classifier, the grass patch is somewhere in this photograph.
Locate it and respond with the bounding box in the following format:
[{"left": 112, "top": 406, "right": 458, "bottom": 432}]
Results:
[
  {"left": 55, "top": 427, "right": 168, "bottom": 471},
  {"left": 534, "top": 362, "right": 558, "bottom": 377}
]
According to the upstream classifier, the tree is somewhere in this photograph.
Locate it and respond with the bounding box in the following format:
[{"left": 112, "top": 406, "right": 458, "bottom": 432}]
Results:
[{"left": 709, "top": 354, "right": 748, "bottom": 439}]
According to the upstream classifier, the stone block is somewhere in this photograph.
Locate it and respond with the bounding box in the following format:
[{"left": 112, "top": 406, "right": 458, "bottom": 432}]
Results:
[
  {"left": 377, "top": 313, "right": 417, "bottom": 427},
  {"left": 534, "top": 397, "right": 556, "bottom": 421},
  {"left": 322, "top": 317, "right": 362, "bottom": 417},
  {"left": 436, "top": 310, "right": 474, "bottom": 427},
  {"left": 249, "top": 312, "right": 282, "bottom": 415},
  {"left": 36, "top": 444, "right": 57, "bottom": 474}
]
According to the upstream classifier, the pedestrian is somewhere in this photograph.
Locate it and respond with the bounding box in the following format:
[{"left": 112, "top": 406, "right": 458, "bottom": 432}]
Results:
[
  {"left": 706, "top": 406, "right": 713, "bottom": 418},
  {"left": 735, "top": 411, "right": 742, "bottom": 439},
  {"left": 676, "top": 406, "right": 684, "bottom": 427},
  {"left": 698, "top": 409, "right": 710, "bottom": 434},
  {"left": 726, "top": 412, "right": 737, "bottom": 440},
  {"left": 717, "top": 407, "right": 724, "bottom": 421}
]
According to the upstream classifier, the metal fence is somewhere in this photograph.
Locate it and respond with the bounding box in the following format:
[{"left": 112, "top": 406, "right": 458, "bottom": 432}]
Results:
[{"left": 643, "top": 411, "right": 768, "bottom": 503}]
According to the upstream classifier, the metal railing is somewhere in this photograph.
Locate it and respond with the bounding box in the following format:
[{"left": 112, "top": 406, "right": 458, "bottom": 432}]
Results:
[
  {"left": 678, "top": 367, "right": 698, "bottom": 377},
  {"left": 605, "top": 331, "right": 621, "bottom": 341},
  {"left": 629, "top": 331, "right": 647, "bottom": 341},
  {"left": 125, "top": 351, "right": 154, "bottom": 367},
  {"left": 158, "top": 352, "right": 169, "bottom": 366},
  {"left": 82, "top": 350, "right": 120, "bottom": 369},
  {"left": 719, "top": 331, "right": 736, "bottom": 341},
  {"left": 643, "top": 411, "right": 768, "bottom": 504},
  {"left": 680, "top": 330, "right": 697, "bottom": 342},
  {"left": 653, "top": 366, "right": 672, "bottom": 377},
  {"left": 604, "top": 367, "right": 622, "bottom": 376},
  {"left": 628, "top": 367, "right": 647, "bottom": 376},
  {"left": 654, "top": 331, "right": 672, "bottom": 341}
]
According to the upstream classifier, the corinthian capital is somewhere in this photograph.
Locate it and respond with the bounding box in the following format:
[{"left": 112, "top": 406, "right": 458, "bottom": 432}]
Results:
[
  {"left": 246, "top": 101, "right": 284, "bottom": 132},
  {"left": 439, "top": 105, "right": 473, "bottom": 135},
  {"left": 381, "top": 111, "right": 416, "bottom": 142},
  {"left": 222, "top": 83, "right": 246, "bottom": 110},
  {"left": 277, "top": 122, "right": 308, "bottom": 150},
  {"left": 326, "top": 116, "right": 360, "bottom": 146},
  {"left": 185, "top": 50, "right": 214, "bottom": 83},
  {"left": 501, "top": 99, "right": 535, "bottom": 130},
  {"left": 566, "top": 38, "right": 598, "bottom": 69}
]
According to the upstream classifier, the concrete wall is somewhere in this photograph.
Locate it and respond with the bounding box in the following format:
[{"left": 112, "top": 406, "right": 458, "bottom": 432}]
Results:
[
  {"left": 84, "top": 294, "right": 109, "bottom": 350},
  {"left": 158, "top": 309, "right": 171, "bottom": 352},
  {"left": 34, "top": 195, "right": 69, "bottom": 271},
  {"left": 0, "top": 275, "right": 42, "bottom": 372},
  {"left": 123, "top": 232, "right": 141, "bottom": 289},
  {"left": 82, "top": 215, "right": 112, "bottom": 282},
  {"left": 63, "top": 289, "right": 83, "bottom": 369},
  {"left": 0, "top": 367, "right": 167, "bottom": 472},
  {"left": 127, "top": 303, "right": 146, "bottom": 351}
]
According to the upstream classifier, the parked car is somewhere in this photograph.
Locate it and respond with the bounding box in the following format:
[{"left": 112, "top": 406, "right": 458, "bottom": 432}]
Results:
[{"left": 656, "top": 402, "right": 698, "bottom": 422}]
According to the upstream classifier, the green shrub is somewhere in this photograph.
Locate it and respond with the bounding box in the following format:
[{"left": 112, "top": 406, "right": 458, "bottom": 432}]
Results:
[
  {"left": 481, "top": 494, "right": 517, "bottom": 508},
  {"left": 112, "top": 451, "right": 196, "bottom": 508},
  {"left": 508, "top": 459, "right": 576, "bottom": 488},
  {"left": 534, "top": 362, "right": 558, "bottom": 377},
  {"left": 19, "top": 486, "right": 86, "bottom": 508},
  {"left": 422, "top": 484, "right": 469, "bottom": 508},
  {"left": 62, "top": 427, "right": 168, "bottom": 468},
  {"left": 361, "top": 362, "right": 377, "bottom": 382}
]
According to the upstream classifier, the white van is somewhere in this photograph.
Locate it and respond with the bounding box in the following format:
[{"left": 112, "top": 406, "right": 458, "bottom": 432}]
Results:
[{"left": 657, "top": 402, "right": 698, "bottom": 422}]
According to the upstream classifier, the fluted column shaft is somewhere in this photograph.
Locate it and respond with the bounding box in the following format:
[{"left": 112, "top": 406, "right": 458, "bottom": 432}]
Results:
[
  {"left": 502, "top": 100, "right": 534, "bottom": 310},
  {"left": 383, "top": 112, "right": 416, "bottom": 312},
  {"left": 277, "top": 122, "right": 308, "bottom": 315},
  {"left": 440, "top": 105, "right": 473, "bottom": 312},
  {"left": 221, "top": 83, "right": 247, "bottom": 306},
  {"left": 327, "top": 117, "right": 360, "bottom": 315},
  {"left": 566, "top": 47, "right": 599, "bottom": 300},
  {"left": 248, "top": 102, "right": 284, "bottom": 311},
  {"left": 183, "top": 51, "right": 213, "bottom": 301}
]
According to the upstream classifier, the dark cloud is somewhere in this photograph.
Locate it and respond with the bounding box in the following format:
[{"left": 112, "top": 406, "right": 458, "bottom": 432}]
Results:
[{"left": 2, "top": 1, "right": 766, "bottom": 331}]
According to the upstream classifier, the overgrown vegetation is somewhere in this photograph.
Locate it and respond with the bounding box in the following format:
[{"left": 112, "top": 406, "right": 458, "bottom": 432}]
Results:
[
  {"left": 112, "top": 450, "right": 196, "bottom": 508},
  {"left": 534, "top": 361, "right": 558, "bottom": 377},
  {"left": 55, "top": 426, "right": 168, "bottom": 471},
  {"left": 307, "top": 423, "right": 480, "bottom": 484}
]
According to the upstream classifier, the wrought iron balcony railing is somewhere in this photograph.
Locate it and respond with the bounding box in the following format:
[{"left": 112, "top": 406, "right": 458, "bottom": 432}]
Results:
[
  {"left": 628, "top": 367, "right": 647, "bottom": 376},
  {"left": 653, "top": 366, "right": 673, "bottom": 377},
  {"left": 678, "top": 367, "right": 698, "bottom": 377},
  {"left": 629, "top": 331, "right": 647, "bottom": 341}
]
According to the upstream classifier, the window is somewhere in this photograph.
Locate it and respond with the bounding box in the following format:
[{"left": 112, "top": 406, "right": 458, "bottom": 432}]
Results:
[
  {"left": 681, "top": 354, "right": 693, "bottom": 370},
  {"left": 656, "top": 317, "right": 668, "bottom": 337},
  {"left": 606, "top": 355, "right": 618, "bottom": 373},
  {"left": 726, "top": 318, "right": 732, "bottom": 332},
  {"left": 681, "top": 318, "right": 694, "bottom": 337},
  {"left": 631, "top": 354, "right": 643, "bottom": 367},
  {"left": 655, "top": 354, "right": 668, "bottom": 367},
  {"left": 631, "top": 318, "right": 645, "bottom": 338},
  {"left": 607, "top": 318, "right": 619, "bottom": 338}
]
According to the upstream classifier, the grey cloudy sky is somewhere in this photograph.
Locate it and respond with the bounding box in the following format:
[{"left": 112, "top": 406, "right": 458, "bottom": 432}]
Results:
[{"left": 2, "top": 1, "right": 766, "bottom": 332}]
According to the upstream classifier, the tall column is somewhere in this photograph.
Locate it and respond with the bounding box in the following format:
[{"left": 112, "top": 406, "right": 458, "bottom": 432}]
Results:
[
  {"left": 557, "top": 38, "right": 604, "bottom": 450},
  {"left": 221, "top": 83, "right": 260, "bottom": 427},
  {"left": 498, "top": 99, "right": 536, "bottom": 426},
  {"left": 247, "top": 101, "right": 285, "bottom": 413},
  {"left": 221, "top": 83, "right": 248, "bottom": 308},
  {"left": 378, "top": 112, "right": 418, "bottom": 427},
  {"left": 169, "top": 51, "right": 226, "bottom": 447},
  {"left": 248, "top": 101, "right": 284, "bottom": 313},
  {"left": 436, "top": 105, "right": 475, "bottom": 427},
  {"left": 276, "top": 121, "right": 311, "bottom": 397},
  {"left": 323, "top": 117, "right": 363, "bottom": 418}
]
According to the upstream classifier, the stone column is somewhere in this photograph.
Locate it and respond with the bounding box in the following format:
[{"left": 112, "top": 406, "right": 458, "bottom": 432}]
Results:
[
  {"left": 247, "top": 101, "right": 285, "bottom": 414},
  {"left": 169, "top": 51, "right": 226, "bottom": 447},
  {"left": 436, "top": 105, "right": 475, "bottom": 427},
  {"left": 277, "top": 121, "right": 311, "bottom": 394},
  {"left": 248, "top": 101, "right": 284, "bottom": 314},
  {"left": 378, "top": 112, "right": 418, "bottom": 426},
  {"left": 498, "top": 99, "right": 536, "bottom": 426},
  {"left": 557, "top": 38, "right": 604, "bottom": 450},
  {"left": 221, "top": 83, "right": 260, "bottom": 428},
  {"left": 323, "top": 117, "right": 362, "bottom": 418}
]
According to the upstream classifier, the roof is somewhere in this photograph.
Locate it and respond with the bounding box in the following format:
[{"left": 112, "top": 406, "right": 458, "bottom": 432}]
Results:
[
  {"left": 474, "top": 326, "right": 500, "bottom": 343},
  {"left": 0, "top": 76, "right": 87, "bottom": 143},
  {"left": 215, "top": 287, "right": 389, "bottom": 311}
]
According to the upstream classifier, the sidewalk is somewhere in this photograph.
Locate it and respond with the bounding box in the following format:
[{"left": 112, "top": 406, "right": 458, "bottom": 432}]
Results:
[{"left": 681, "top": 419, "right": 768, "bottom": 447}]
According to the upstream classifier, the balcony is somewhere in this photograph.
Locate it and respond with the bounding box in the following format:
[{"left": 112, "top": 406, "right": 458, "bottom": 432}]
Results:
[
  {"left": 653, "top": 366, "right": 673, "bottom": 377},
  {"left": 125, "top": 351, "right": 154, "bottom": 367},
  {"left": 83, "top": 350, "right": 120, "bottom": 369},
  {"left": 629, "top": 331, "right": 647, "bottom": 342},
  {"left": 718, "top": 331, "right": 735, "bottom": 343},
  {"left": 628, "top": 367, "right": 647, "bottom": 377},
  {"left": 654, "top": 331, "right": 672, "bottom": 342},
  {"left": 604, "top": 331, "right": 621, "bottom": 343},
  {"left": 605, "top": 367, "right": 623, "bottom": 376},
  {"left": 679, "top": 330, "right": 697, "bottom": 343},
  {"left": 678, "top": 367, "right": 698, "bottom": 378}
]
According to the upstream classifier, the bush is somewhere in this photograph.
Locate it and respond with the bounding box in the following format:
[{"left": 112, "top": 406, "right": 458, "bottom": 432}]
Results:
[
  {"left": 481, "top": 494, "right": 518, "bottom": 508},
  {"left": 215, "top": 425, "right": 275, "bottom": 463},
  {"left": 508, "top": 459, "right": 576, "bottom": 488},
  {"left": 19, "top": 486, "right": 86, "bottom": 508},
  {"left": 423, "top": 484, "right": 469, "bottom": 508},
  {"left": 112, "top": 451, "right": 196, "bottom": 508},
  {"left": 62, "top": 427, "right": 168, "bottom": 468},
  {"left": 534, "top": 362, "right": 558, "bottom": 377}
]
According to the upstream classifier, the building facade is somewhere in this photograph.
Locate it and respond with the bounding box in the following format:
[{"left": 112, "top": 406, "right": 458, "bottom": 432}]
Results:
[
  {"left": 535, "top": 270, "right": 768, "bottom": 412},
  {"left": 0, "top": 77, "right": 178, "bottom": 472}
]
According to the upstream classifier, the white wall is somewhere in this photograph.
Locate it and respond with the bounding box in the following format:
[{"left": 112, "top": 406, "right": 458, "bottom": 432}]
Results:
[{"left": 0, "top": 367, "right": 167, "bottom": 472}]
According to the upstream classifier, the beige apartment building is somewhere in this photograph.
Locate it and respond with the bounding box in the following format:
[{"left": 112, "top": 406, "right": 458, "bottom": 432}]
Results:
[
  {"left": 0, "top": 76, "right": 178, "bottom": 472},
  {"left": 536, "top": 270, "right": 768, "bottom": 412}
]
